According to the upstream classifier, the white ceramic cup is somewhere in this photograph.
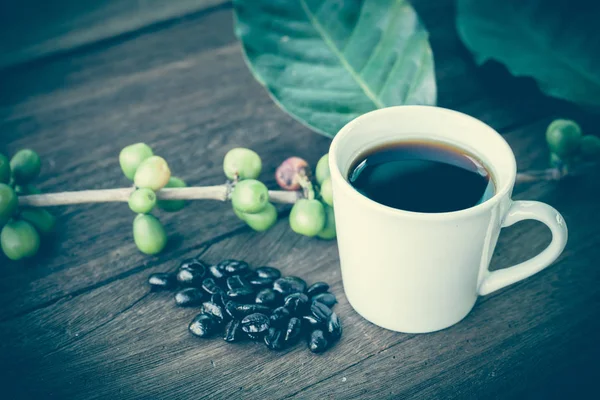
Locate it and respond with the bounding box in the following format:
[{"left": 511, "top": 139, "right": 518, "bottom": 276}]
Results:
[{"left": 329, "top": 106, "right": 568, "bottom": 333}]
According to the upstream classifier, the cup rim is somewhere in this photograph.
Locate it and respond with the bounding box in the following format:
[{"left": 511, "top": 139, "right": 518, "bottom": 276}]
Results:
[{"left": 328, "top": 105, "right": 517, "bottom": 220}]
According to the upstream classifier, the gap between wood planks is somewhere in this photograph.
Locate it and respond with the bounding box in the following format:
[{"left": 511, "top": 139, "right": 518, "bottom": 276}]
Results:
[{"left": 41, "top": 292, "right": 152, "bottom": 360}]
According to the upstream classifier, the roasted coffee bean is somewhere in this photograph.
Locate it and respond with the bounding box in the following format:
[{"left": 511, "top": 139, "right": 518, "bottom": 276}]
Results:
[
  {"left": 227, "top": 302, "right": 272, "bottom": 318},
  {"left": 189, "top": 313, "right": 218, "bottom": 338},
  {"left": 225, "top": 300, "right": 241, "bottom": 319},
  {"left": 240, "top": 269, "right": 257, "bottom": 280},
  {"left": 175, "top": 288, "right": 204, "bottom": 307},
  {"left": 208, "top": 264, "right": 227, "bottom": 280},
  {"left": 201, "top": 278, "right": 224, "bottom": 295},
  {"left": 241, "top": 313, "right": 270, "bottom": 335},
  {"left": 312, "top": 292, "right": 337, "bottom": 308},
  {"left": 306, "top": 282, "right": 329, "bottom": 296},
  {"left": 180, "top": 259, "right": 207, "bottom": 274},
  {"left": 248, "top": 276, "right": 273, "bottom": 288},
  {"left": 218, "top": 259, "right": 250, "bottom": 276},
  {"left": 308, "top": 329, "right": 329, "bottom": 353},
  {"left": 302, "top": 315, "right": 322, "bottom": 330},
  {"left": 284, "top": 293, "right": 309, "bottom": 315},
  {"left": 284, "top": 317, "right": 302, "bottom": 344},
  {"left": 211, "top": 292, "right": 227, "bottom": 308},
  {"left": 225, "top": 300, "right": 271, "bottom": 319},
  {"left": 255, "top": 266, "right": 281, "bottom": 280},
  {"left": 327, "top": 312, "right": 342, "bottom": 341},
  {"left": 227, "top": 287, "right": 254, "bottom": 300},
  {"left": 167, "top": 263, "right": 342, "bottom": 352},
  {"left": 176, "top": 259, "right": 207, "bottom": 286},
  {"left": 269, "top": 306, "right": 291, "bottom": 328},
  {"left": 264, "top": 327, "right": 286, "bottom": 351},
  {"left": 311, "top": 301, "right": 333, "bottom": 323},
  {"left": 227, "top": 275, "right": 252, "bottom": 291},
  {"left": 201, "top": 301, "right": 226, "bottom": 321},
  {"left": 273, "top": 276, "right": 307, "bottom": 297},
  {"left": 176, "top": 268, "right": 205, "bottom": 287},
  {"left": 224, "top": 319, "right": 245, "bottom": 343},
  {"left": 240, "top": 303, "right": 272, "bottom": 315},
  {"left": 255, "top": 288, "right": 280, "bottom": 307},
  {"left": 148, "top": 272, "right": 177, "bottom": 291}
]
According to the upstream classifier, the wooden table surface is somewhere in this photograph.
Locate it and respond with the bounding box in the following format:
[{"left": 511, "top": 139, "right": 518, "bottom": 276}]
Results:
[{"left": 1, "top": 1, "right": 599, "bottom": 399}]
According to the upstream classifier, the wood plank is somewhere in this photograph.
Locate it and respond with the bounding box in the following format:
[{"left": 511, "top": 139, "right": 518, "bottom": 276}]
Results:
[
  {"left": 0, "top": 0, "right": 229, "bottom": 70},
  {"left": 2, "top": 0, "right": 599, "bottom": 398},
  {"left": 2, "top": 118, "right": 598, "bottom": 399}
]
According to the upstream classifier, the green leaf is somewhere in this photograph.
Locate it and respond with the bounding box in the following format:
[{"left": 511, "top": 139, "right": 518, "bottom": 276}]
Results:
[
  {"left": 457, "top": 0, "right": 600, "bottom": 108},
  {"left": 233, "top": 0, "right": 436, "bottom": 137}
]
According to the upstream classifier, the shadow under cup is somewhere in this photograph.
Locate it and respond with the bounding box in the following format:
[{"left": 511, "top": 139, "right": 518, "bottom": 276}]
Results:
[{"left": 328, "top": 106, "right": 518, "bottom": 333}]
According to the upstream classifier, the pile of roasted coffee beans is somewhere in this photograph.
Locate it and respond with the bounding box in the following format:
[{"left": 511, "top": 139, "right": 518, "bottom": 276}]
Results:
[{"left": 148, "top": 258, "right": 342, "bottom": 353}]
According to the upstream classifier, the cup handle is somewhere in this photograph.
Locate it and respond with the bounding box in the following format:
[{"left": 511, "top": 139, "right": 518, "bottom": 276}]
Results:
[{"left": 478, "top": 201, "right": 568, "bottom": 296}]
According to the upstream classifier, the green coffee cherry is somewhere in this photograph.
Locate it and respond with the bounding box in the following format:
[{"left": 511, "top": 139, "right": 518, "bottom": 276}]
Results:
[
  {"left": 134, "top": 156, "right": 171, "bottom": 191},
  {"left": 128, "top": 188, "right": 157, "bottom": 214},
  {"left": 14, "top": 184, "right": 41, "bottom": 195},
  {"left": 546, "top": 119, "right": 582, "bottom": 158},
  {"left": 233, "top": 207, "right": 246, "bottom": 220},
  {"left": 317, "top": 205, "right": 336, "bottom": 240},
  {"left": 240, "top": 202, "right": 277, "bottom": 232},
  {"left": 119, "top": 143, "right": 154, "bottom": 180},
  {"left": 133, "top": 214, "right": 167, "bottom": 255},
  {"left": 0, "top": 183, "right": 19, "bottom": 227},
  {"left": 549, "top": 153, "right": 562, "bottom": 168},
  {"left": 289, "top": 199, "right": 326, "bottom": 237},
  {"left": 320, "top": 178, "right": 333, "bottom": 207},
  {"left": 580, "top": 135, "right": 600, "bottom": 160},
  {"left": 10, "top": 149, "right": 41, "bottom": 184},
  {"left": 231, "top": 179, "right": 269, "bottom": 213},
  {"left": 1, "top": 220, "right": 40, "bottom": 260},
  {"left": 223, "top": 148, "right": 262, "bottom": 180},
  {"left": 157, "top": 177, "right": 187, "bottom": 212},
  {"left": 19, "top": 208, "right": 56, "bottom": 235},
  {"left": 315, "top": 154, "right": 330, "bottom": 184},
  {"left": 0, "top": 153, "right": 10, "bottom": 184}
]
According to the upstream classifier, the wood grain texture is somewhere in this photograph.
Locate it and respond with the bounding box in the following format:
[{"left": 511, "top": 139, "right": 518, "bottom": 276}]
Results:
[
  {"left": 0, "top": 0, "right": 229, "bottom": 69},
  {"left": 1, "top": 0, "right": 599, "bottom": 399}
]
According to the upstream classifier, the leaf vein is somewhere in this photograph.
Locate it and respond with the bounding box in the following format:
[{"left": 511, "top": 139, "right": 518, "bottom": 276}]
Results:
[{"left": 299, "top": 0, "right": 385, "bottom": 109}]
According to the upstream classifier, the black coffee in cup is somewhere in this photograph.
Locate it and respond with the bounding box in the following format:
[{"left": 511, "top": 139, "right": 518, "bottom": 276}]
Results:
[{"left": 348, "top": 140, "right": 495, "bottom": 213}]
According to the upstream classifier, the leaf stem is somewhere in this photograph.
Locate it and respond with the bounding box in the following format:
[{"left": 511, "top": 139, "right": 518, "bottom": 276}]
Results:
[{"left": 18, "top": 185, "right": 300, "bottom": 207}]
